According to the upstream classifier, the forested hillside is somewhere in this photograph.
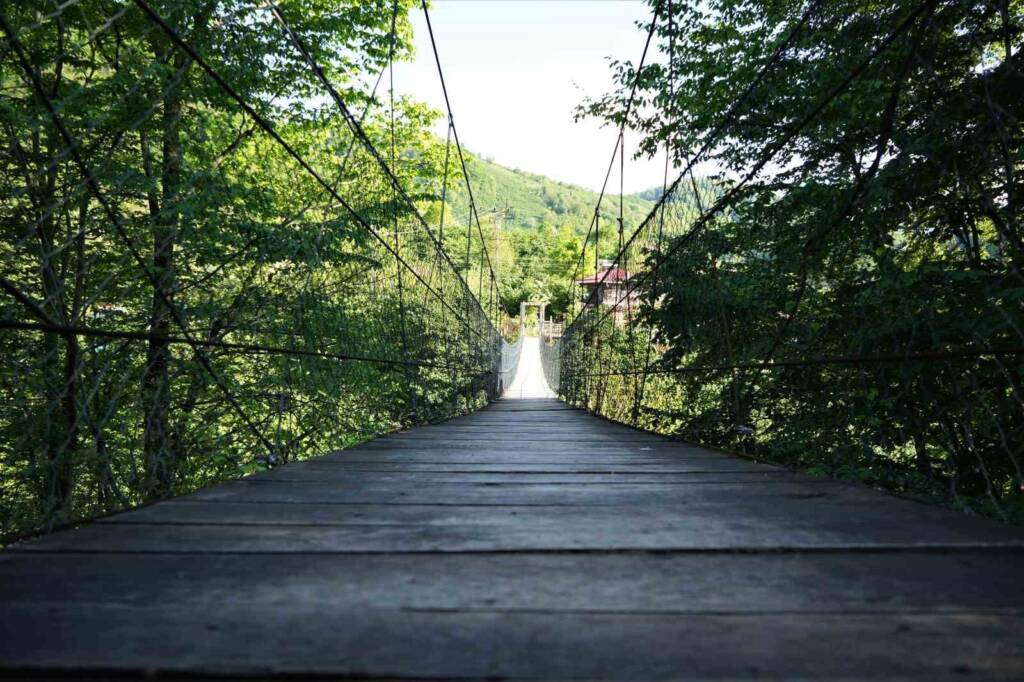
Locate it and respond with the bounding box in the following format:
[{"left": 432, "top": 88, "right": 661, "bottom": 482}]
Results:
[
  {"left": 443, "top": 154, "right": 657, "bottom": 233},
  {"left": 423, "top": 154, "right": 673, "bottom": 320}
]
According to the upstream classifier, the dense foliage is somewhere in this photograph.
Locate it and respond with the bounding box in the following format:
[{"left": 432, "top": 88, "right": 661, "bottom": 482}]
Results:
[
  {"left": 556, "top": 0, "right": 1024, "bottom": 519},
  {"left": 491, "top": 224, "right": 581, "bottom": 318},
  {"left": 0, "top": 0, "right": 503, "bottom": 539}
]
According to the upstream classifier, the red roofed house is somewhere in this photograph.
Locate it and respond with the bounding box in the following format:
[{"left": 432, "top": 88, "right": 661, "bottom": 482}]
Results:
[{"left": 576, "top": 261, "right": 639, "bottom": 318}]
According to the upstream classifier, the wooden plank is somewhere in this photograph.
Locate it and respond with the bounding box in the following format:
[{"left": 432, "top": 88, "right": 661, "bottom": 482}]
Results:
[
  {"left": 252, "top": 472, "right": 793, "bottom": 484},
  {"left": 422, "top": 413, "right": 636, "bottom": 423},
  {"left": 271, "top": 460, "right": 775, "bottom": 472},
  {"left": 17, "top": 521, "right": 1024, "bottom": 553},
  {"left": 4, "top": 395, "right": 1024, "bottom": 679},
  {"left": 399, "top": 430, "right": 659, "bottom": 440},
  {"left": 1, "top": 603, "right": 1021, "bottom": 679},
  {"left": 76, "top": 499, "right": 1021, "bottom": 545},
  {"left": 2, "top": 552, "right": 1022, "bottom": 614},
  {"left": 17, "top": 494, "right": 1024, "bottom": 552},
  {"left": 412, "top": 422, "right": 653, "bottom": 432},
  {"left": 256, "top": 456, "right": 774, "bottom": 473},
  {"left": 73, "top": 497, "right": 1024, "bottom": 542},
  {"left": 475, "top": 406, "right": 575, "bottom": 414},
  {"left": 347, "top": 440, "right": 710, "bottom": 451},
  {"left": 251, "top": 469, "right": 790, "bottom": 483},
  {"left": 449, "top": 413, "right": 603, "bottom": 421},
  {"left": 319, "top": 456, "right": 737, "bottom": 465},
  {"left": 178, "top": 479, "right": 862, "bottom": 507}
]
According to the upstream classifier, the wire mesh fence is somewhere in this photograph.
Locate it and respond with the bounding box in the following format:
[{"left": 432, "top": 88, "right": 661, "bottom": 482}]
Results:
[
  {"left": 0, "top": 0, "right": 506, "bottom": 539},
  {"left": 497, "top": 334, "right": 523, "bottom": 397},
  {"left": 547, "top": 0, "right": 1024, "bottom": 519}
]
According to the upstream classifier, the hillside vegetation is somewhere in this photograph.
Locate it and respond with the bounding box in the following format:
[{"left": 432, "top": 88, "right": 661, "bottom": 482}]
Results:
[
  {"left": 444, "top": 154, "right": 658, "bottom": 234},
  {"left": 428, "top": 154, "right": 675, "bottom": 319}
]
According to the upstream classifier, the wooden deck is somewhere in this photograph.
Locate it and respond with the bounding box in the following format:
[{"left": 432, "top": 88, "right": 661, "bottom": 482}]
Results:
[{"left": 2, "top": 397, "right": 1023, "bottom": 679}]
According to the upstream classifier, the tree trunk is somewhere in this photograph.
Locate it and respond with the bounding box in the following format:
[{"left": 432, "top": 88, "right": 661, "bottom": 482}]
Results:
[
  {"left": 34, "top": 125, "right": 76, "bottom": 519},
  {"left": 141, "top": 51, "right": 186, "bottom": 497}
]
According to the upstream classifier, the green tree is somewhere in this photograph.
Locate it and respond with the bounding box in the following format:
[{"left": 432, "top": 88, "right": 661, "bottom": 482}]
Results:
[
  {"left": 571, "top": 0, "right": 1024, "bottom": 516},
  {"left": 0, "top": 0, "right": 498, "bottom": 538}
]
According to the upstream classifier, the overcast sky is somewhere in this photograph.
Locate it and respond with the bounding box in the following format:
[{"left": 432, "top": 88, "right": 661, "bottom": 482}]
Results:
[{"left": 393, "top": 0, "right": 667, "bottom": 194}]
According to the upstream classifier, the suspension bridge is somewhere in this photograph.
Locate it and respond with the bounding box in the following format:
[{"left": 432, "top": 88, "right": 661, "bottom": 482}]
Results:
[{"left": 2, "top": 0, "right": 1023, "bottom": 678}]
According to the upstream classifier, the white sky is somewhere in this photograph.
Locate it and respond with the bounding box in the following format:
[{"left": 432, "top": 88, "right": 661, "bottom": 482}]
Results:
[{"left": 393, "top": 0, "right": 667, "bottom": 194}]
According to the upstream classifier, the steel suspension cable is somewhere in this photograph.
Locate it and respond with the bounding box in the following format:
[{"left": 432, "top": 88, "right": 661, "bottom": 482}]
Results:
[
  {"left": 0, "top": 12, "right": 278, "bottom": 455},
  {"left": 569, "top": 0, "right": 937, "bottom": 338},
  {"left": 263, "top": 1, "right": 498, "bottom": 331},
  {"left": 419, "top": 1, "right": 499, "bottom": 307},
  {"left": 129, "top": 0, "right": 489, "bottom": 342},
  {"left": 565, "top": 0, "right": 826, "bottom": 329},
  {"left": 568, "top": 0, "right": 665, "bottom": 299}
]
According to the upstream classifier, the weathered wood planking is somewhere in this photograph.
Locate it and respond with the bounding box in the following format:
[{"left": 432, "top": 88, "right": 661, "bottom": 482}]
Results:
[{"left": 2, "top": 397, "right": 1023, "bottom": 679}]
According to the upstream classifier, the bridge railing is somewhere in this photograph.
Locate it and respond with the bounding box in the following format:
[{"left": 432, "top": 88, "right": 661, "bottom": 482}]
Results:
[
  {"left": 540, "top": 334, "right": 561, "bottom": 396},
  {"left": 556, "top": 0, "right": 1024, "bottom": 519},
  {"left": 496, "top": 335, "right": 524, "bottom": 397},
  {"left": 0, "top": 1, "right": 500, "bottom": 540}
]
